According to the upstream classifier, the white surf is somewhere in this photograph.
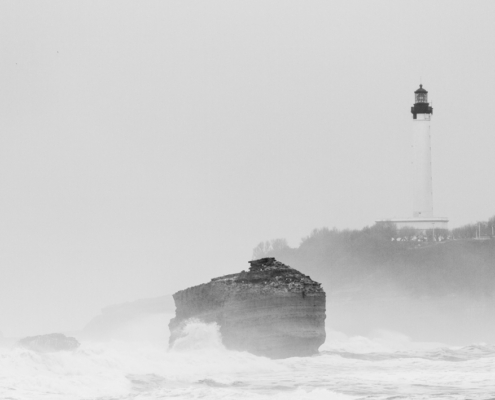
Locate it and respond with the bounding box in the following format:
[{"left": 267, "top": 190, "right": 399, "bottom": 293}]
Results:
[{"left": 1, "top": 318, "right": 494, "bottom": 400}]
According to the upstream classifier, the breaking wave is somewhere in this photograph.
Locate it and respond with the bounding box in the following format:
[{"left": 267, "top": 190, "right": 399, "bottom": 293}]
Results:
[{"left": 0, "top": 320, "right": 494, "bottom": 400}]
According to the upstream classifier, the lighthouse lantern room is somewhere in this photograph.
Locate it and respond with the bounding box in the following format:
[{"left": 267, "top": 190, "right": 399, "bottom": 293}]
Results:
[{"left": 411, "top": 85, "right": 433, "bottom": 119}]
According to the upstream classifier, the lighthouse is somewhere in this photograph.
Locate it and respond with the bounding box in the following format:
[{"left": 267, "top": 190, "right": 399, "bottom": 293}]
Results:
[
  {"left": 411, "top": 84, "right": 433, "bottom": 218},
  {"left": 377, "top": 84, "right": 448, "bottom": 232}
]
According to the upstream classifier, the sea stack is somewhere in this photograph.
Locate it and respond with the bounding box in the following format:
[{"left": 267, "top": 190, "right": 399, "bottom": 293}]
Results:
[{"left": 169, "top": 258, "right": 326, "bottom": 358}]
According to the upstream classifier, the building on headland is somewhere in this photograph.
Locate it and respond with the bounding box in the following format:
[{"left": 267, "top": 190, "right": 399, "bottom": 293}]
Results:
[{"left": 377, "top": 85, "right": 448, "bottom": 232}]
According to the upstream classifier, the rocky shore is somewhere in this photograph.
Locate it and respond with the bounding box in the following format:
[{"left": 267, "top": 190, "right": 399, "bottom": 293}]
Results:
[
  {"left": 169, "top": 258, "right": 326, "bottom": 358},
  {"left": 17, "top": 333, "right": 80, "bottom": 352}
]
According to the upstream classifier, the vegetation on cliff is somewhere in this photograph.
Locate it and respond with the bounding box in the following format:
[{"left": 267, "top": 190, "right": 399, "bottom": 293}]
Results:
[{"left": 253, "top": 218, "right": 495, "bottom": 298}]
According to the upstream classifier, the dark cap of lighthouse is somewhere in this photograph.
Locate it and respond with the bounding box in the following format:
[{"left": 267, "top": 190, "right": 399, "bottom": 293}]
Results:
[{"left": 411, "top": 84, "right": 433, "bottom": 119}]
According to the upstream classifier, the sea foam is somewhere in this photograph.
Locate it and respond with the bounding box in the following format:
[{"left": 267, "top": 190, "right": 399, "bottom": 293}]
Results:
[{"left": 0, "top": 319, "right": 493, "bottom": 400}]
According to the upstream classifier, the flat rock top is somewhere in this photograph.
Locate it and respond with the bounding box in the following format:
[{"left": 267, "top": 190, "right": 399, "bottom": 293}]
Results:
[{"left": 206, "top": 257, "right": 324, "bottom": 295}]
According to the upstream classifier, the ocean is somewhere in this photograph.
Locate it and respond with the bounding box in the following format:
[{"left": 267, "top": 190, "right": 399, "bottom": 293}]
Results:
[{"left": 1, "top": 319, "right": 494, "bottom": 400}]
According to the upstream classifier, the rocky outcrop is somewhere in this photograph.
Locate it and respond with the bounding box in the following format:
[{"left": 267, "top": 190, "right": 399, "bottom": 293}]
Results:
[
  {"left": 17, "top": 333, "right": 80, "bottom": 352},
  {"left": 169, "top": 258, "right": 326, "bottom": 358}
]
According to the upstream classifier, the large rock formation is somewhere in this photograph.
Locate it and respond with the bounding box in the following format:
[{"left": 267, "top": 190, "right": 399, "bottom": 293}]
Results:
[{"left": 169, "top": 258, "right": 326, "bottom": 358}]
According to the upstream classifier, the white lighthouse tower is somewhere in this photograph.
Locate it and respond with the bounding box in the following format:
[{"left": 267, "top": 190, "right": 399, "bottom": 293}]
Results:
[
  {"left": 377, "top": 85, "right": 448, "bottom": 232},
  {"left": 411, "top": 84, "right": 434, "bottom": 218}
]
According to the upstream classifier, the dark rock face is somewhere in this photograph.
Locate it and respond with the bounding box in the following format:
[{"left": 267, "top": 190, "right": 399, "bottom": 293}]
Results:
[
  {"left": 169, "top": 258, "right": 326, "bottom": 358},
  {"left": 17, "top": 333, "right": 80, "bottom": 352}
]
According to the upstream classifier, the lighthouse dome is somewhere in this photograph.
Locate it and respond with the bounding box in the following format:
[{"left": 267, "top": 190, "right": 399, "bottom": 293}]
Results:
[{"left": 414, "top": 84, "right": 428, "bottom": 94}]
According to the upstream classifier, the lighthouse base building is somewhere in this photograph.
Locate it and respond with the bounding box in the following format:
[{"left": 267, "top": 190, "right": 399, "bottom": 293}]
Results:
[
  {"left": 381, "top": 217, "right": 449, "bottom": 231},
  {"left": 377, "top": 85, "right": 448, "bottom": 233}
]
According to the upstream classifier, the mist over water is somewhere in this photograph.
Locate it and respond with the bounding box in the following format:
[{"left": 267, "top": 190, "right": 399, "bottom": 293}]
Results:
[
  {"left": 320, "top": 276, "right": 495, "bottom": 346},
  {"left": 1, "top": 317, "right": 494, "bottom": 400}
]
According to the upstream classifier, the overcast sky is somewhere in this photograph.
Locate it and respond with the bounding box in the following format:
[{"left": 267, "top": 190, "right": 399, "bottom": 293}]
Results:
[{"left": 1, "top": 0, "right": 495, "bottom": 336}]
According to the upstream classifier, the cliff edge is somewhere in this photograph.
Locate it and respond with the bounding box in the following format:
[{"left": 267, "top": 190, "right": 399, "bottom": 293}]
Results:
[{"left": 169, "top": 258, "right": 326, "bottom": 358}]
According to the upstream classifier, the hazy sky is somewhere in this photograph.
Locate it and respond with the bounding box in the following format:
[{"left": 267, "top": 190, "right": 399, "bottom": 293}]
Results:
[{"left": 1, "top": 1, "right": 495, "bottom": 336}]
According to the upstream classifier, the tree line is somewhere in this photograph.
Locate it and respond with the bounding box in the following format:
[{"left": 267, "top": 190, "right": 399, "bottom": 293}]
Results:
[{"left": 252, "top": 215, "right": 495, "bottom": 298}]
